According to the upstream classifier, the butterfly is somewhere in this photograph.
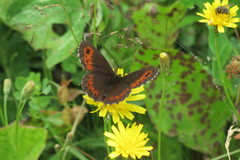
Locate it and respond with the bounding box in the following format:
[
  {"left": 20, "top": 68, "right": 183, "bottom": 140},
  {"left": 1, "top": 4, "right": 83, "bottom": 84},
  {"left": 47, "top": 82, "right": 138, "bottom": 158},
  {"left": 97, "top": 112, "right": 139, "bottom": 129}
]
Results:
[{"left": 78, "top": 41, "right": 159, "bottom": 105}]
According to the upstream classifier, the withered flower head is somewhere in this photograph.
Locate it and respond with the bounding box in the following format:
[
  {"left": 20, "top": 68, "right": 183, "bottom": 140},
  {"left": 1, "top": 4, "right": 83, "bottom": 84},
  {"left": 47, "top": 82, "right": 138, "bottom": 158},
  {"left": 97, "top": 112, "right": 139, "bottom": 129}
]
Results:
[{"left": 225, "top": 56, "right": 240, "bottom": 79}]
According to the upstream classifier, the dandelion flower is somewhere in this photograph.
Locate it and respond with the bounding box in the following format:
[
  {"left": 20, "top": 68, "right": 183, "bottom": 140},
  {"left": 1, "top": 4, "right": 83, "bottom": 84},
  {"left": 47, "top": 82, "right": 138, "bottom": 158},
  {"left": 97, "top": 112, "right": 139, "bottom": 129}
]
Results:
[
  {"left": 196, "top": 0, "right": 240, "bottom": 33},
  {"left": 83, "top": 68, "right": 147, "bottom": 123},
  {"left": 104, "top": 121, "right": 153, "bottom": 159}
]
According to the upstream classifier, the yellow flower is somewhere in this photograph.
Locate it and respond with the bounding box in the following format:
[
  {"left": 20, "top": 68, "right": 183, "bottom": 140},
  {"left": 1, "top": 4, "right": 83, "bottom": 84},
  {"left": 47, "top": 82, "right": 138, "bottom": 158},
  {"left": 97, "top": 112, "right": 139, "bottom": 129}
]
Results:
[
  {"left": 83, "top": 68, "right": 147, "bottom": 123},
  {"left": 196, "top": 0, "right": 240, "bottom": 33},
  {"left": 104, "top": 121, "right": 153, "bottom": 159}
]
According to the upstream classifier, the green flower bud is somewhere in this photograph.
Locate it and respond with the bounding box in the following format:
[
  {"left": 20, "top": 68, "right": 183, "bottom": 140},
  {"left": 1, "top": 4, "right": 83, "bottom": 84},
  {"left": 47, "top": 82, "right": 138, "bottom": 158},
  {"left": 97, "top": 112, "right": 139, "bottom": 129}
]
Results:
[
  {"left": 3, "top": 79, "right": 11, "bottom": 96},
  {"left": 66, "top": 132, "right": 74, "bottom": 143},
  {"left": 159, "top": 52, "right": 170, "bottom": 71},
  {"left": 21, "top": 81, "right": 35, "bottom": 100}
]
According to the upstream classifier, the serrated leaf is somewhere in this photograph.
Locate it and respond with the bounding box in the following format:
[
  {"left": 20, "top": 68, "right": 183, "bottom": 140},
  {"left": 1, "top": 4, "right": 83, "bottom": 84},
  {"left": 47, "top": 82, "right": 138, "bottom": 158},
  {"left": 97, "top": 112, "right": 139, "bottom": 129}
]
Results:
[{"left": 0, "top": 122, "right": 47, "bottom": 160}]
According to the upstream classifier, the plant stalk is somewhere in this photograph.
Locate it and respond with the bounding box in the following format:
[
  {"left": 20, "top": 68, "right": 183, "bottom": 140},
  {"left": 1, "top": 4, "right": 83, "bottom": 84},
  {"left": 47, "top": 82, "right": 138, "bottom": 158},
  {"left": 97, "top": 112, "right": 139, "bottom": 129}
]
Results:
[
  {"left": 60, "top": 0, "right": 79, "bottom": 45},
  {"left": 3, "top": 95, "right": 8, "bottom": 126},
  {"left": 214, "top": 31, "right": 240, "bottom": 123},
  {"left": 158, "top": 71, "right": 168, "bottom": 160}
]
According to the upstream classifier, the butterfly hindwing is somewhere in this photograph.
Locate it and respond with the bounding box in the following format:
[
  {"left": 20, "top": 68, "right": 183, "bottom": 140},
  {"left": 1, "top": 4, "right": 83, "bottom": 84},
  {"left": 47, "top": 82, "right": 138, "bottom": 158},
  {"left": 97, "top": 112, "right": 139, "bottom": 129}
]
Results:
[
  {"left": 82, "top": 72, "right": 113, "bottom": 102},
  {"left": 102, "top": 78, "right": 131, "bottom": 104},
  {"left": 102, "top": 67, "right": 159, "bottom": 104},
  {"left": 78, "top": 41, "right": 114, "bottom": 75},
  {"left": 123, "top": 67, "right": 159, "bottom": 89}
]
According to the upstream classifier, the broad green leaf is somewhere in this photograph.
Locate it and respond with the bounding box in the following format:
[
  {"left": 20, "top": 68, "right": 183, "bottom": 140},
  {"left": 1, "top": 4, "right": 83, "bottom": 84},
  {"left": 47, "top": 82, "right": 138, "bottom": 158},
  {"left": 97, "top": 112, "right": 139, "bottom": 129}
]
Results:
[
  {"left": 208, "top": 26, "right": 233, "bottom": 86},
  {"left": 132, "top": 2, "right": 186, "bottom": 49},
  {"left": 179, "top": 0, "right": 194, "bottom": 8},
  {"left": 0, "top": 122, "right": 47, "bottom": 160},
  {"left": 131, "top": 47, "right": 232, "bottom": 156},
  {"left": 0, "top": 0, "right": 89, "bottom": 68},
  {"left": 131, "top": 2, "right": 231, "bottom": 156}
]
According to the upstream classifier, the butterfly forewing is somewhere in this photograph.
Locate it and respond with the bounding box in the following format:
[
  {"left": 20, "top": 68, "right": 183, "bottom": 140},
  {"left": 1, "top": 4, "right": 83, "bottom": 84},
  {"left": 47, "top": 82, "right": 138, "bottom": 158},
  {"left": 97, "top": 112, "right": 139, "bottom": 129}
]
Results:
[{"left": 78, "top": 41, "right": 115, "bottom": 75}]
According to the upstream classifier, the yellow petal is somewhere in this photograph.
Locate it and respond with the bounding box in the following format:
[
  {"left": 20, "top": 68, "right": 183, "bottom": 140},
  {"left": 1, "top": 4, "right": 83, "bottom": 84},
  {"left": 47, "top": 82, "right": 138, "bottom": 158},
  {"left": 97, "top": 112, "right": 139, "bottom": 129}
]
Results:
[
  {"left": 117, "top": 68, "right": 124, "bottom": 76},
  {"left": 131, "top": 86, "right": 144, "bottom": 94},
  {"left": 196, "top": 12, "right": 207, "bottom": 18},
  {"left": 222, "top": 0, "right": 228, "bottom": 6},
  {"left": 90, "top": 107, "right": 101, "bottom": 113},
  {"left": 225, "top": 23, "right": 237, "bottom": 28},
  {"left": 123, "top": 103, "right": 146, "bottom": 114},
  {"left": 230, "top": 5, "right": 239, "bottom": 14},
  {"left": 230, "top": 18, "right": 240, "bottom": 23},
  {"left": 109, "top": 151, "right": 121, "bottom": 159},
  {"left": 99, "top": 106, "right": 108, "bottom": 117},
  {"left": 112, "top": 112, "right": 121, "bottom": 123},
  {"left": 204, "top": 2, "right": 212, "bottom": 9},
  {"left": 198, "top": 19, "right": 209, "bottom": 23},
  {"left": 126, "top": 94, "right": 146, "bottom": 101},
  {"left": 217, "top": 25, "right": 225, "bottom": 33}
]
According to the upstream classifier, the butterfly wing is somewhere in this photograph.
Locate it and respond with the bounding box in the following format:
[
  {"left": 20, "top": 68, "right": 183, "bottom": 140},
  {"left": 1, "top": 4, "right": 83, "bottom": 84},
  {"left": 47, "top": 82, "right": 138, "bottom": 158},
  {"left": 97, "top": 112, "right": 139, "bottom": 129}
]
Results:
[
  {"left": 78, "top": 41, "right": 115, "bottom": 75},
  {"left": 102, "top": 78, "right": 132, "bottom": 104},
  {"left": 103, "top": 67, "right": 159, "bottom": 104},
  {"left": 124, "top": 67, "right": 159, "bottom": 88},
  {"left": 82, "top": 72, "right": 113, "bottom": 102}
]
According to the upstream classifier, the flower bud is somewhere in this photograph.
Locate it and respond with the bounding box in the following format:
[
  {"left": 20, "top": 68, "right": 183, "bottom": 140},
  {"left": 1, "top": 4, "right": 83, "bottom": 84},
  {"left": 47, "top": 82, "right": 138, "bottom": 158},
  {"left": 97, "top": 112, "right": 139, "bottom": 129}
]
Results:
[
  {"left": 66, "top": 132, "right": 74, "bottom": 143},
  {"left": 159, "top": 52, "right": 170, "bottom": 71},
  {"left": 21, "top": 81, "right": 35, "bottom": 100},
  {"left": 3, "top": 79, "right": 11, "bottom": 96},
  {"left": 54, "top": 144, "right": 60, "bottom": 152}
]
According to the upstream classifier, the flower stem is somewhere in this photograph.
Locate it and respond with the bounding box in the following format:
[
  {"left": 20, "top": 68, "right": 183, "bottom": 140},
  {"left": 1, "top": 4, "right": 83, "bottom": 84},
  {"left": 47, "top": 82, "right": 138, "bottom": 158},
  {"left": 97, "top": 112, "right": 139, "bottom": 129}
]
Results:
[
  {"left": 3, "top": 95, "right": 8, "bottom": 126},
  {"left": 235, "top": 83, "right": 240, "bottom": 106},
  {"left": 214, "top": 31, "right": 240, "bottom": 123},
  {"left": 93, "top": 0, "right": 98, "bottom": 47},
  {"left": 158, "top": 71, "right": 168, "bottom": 160},
  {"left": 0, "top": 103, "right": 4, "bottom": 125},
  {"left": 15, "top": 99, "right": 26, "bottom": 157},
  {"left": 61, "top": 100, "right": 86, "bottom": 160},
  {"left": 60, "top": 0, "right": 79, "bottom": 45}
]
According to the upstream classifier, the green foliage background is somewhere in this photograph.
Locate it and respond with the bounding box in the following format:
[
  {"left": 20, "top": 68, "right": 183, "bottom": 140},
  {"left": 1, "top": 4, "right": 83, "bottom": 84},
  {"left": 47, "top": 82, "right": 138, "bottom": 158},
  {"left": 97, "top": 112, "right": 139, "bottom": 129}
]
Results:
[{"left": 0, "top": 0, "right": 240, "bottom": 159}]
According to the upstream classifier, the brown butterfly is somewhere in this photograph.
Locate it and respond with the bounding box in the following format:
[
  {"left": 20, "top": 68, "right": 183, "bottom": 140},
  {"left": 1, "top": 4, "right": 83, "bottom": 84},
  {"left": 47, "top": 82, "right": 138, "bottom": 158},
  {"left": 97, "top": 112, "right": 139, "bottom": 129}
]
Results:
[{"left": 78, "top": 41, "right": 159, "bottom": 104}]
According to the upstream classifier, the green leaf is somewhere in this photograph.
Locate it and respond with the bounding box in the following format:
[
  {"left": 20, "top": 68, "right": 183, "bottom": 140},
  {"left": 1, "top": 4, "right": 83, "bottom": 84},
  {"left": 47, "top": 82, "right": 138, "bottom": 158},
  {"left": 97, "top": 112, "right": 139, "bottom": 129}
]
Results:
[
  {"left": 46, "top": 9, "right": 87, "bottom": 68},
  {"left": 208, "top": 26, "right": 232, "bottom": 85},
  {"left": 14, "top": 77, "right": 27, "bottom": 91},
  {"left": 0, "top": 122, "right": 47, "bottom": 160},
  {"left": 0, "top": 0, "right": 89, "bottom": 68},
  {"left": 32, "top": 96, "right": 52, "bottom": 109},
  {"left": 131, "top": 47, "right": 232, "bottom": 156},
  {"left": 42, "top": 78, "right": 52, "bottom": 95},
  {"left": 132, "top": 2, "right": 186, "bottom": 49},
  {"left": 61, "top": 56, "right": 78, "bottom": 74}
]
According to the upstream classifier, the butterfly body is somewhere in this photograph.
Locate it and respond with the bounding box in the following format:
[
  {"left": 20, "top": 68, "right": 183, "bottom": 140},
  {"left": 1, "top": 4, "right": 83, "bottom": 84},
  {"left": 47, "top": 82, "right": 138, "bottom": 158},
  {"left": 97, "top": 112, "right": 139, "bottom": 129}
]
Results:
[{"left": 78, "top": 41, "right": 159, "bottom": 105}]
